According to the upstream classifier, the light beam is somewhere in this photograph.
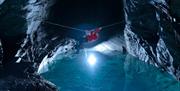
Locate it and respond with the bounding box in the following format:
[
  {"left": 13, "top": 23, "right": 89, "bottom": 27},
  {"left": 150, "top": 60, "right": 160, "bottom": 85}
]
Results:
[{"left": 87, "top": 54, "right": 97, "bottom": 66}]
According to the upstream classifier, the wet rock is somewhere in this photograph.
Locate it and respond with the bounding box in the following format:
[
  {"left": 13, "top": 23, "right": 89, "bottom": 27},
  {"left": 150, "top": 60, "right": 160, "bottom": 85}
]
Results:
[
  {"left": 124, "top": 0, "right": 180, "bottom": 80},
  {"left": 0, "top": 75, "right": 57, "bottom": 91},
  {"left": 0, "top": 40, "right": 2, "bottom": 65}
]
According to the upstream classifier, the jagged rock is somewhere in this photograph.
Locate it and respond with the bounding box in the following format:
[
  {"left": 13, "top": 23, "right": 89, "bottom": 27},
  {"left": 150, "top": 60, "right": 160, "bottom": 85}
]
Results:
[
  {"left": 0, "top": 40, "right": 3, "bottom": 65},
  {"left": 124, "top": 0, "right": 180, "bottom": 80},
  {"left": 0, "top": 0, "right": 59, "bottom": 90},
  {"left": 0, "top": 75, "right": 57, "bottom": 91},
  {"left": 0, "top": 0, "right": 5, "bottom": 5}
]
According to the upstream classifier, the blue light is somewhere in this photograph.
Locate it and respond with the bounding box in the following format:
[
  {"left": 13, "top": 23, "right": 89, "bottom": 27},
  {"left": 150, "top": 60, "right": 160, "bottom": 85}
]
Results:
[{"left": 87, "top": 54, "right": 97, "bottom": 66}]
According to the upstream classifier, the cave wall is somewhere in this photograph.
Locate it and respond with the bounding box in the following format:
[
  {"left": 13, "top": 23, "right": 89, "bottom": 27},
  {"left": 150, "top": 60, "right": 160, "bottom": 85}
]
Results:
[
  {"left": 0, "top": 0, "right": 62, "bottom": 74},
  {"left": 0, "top": 0, "right": 27, "bottom": 65},
  {"left": 124, "top": 0, "right": 180, "bottom": 80}
]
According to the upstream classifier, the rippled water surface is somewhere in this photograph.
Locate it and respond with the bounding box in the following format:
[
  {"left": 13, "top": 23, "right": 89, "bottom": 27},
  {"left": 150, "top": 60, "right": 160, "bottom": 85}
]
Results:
[{"left": 42, "top": 51, "right": 180, "bottom": 91}]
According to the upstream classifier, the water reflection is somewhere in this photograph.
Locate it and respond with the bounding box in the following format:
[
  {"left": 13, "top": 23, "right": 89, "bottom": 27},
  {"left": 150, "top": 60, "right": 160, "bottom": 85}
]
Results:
[
  {"left": 42, "top": 51, "right": 180, "bottom": 91},
  {"left": 87, "top": 54, "right": 97, "bottom": 67}
]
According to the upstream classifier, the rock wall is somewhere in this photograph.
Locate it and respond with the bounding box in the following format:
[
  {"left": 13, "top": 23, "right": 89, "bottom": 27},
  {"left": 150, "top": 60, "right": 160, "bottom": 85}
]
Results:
[
  {"left": 124, "top": 0, "right": 180, "bottom": 80},
  {"left": 0, "top": 0, "right": 59, "bottom": 90},
  {"left": 0, "top": 40, "right": 2, "bottom": 66}
]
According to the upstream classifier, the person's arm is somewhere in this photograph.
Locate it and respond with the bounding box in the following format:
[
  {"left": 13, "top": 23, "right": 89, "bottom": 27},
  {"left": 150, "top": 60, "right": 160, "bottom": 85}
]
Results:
[{"left": 95, "top": 27, "right": 102, "bottom": 33}]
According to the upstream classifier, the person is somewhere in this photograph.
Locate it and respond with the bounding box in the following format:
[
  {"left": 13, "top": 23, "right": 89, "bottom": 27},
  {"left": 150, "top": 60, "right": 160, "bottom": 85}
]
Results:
[{"left": 84, "top": 27, "right": 102, "bottom": 42}]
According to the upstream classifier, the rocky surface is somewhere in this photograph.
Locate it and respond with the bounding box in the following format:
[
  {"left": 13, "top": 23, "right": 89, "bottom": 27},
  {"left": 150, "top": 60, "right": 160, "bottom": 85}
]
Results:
[
  {"left": 0, "top": 74, "right": 57, "bottom": 91},
  {"left": 0, "top": 0, "right": 59, "bottom": 90},
  {"left": 0, "top": 0, "right": 5, "bottom": 5},
  {"left": 124, "top": 0, "right": 180, "bottom": 80},
  {"left": 0, "top": 40, "right": 2, "bottom": 65}
]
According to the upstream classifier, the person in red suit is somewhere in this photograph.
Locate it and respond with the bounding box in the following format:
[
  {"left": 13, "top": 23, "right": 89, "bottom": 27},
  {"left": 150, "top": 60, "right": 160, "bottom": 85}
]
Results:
[{"left": 85, "top": 27, "right": 102, "bottom": 42}]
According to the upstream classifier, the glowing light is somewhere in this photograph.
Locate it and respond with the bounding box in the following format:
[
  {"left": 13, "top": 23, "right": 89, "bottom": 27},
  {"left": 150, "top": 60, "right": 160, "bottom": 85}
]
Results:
[
  {"left": 91, "top": 41, "right": 114, "bottom": 53},
  {"left": 87, "top": 54, "right": 97, "bottom": 66}
]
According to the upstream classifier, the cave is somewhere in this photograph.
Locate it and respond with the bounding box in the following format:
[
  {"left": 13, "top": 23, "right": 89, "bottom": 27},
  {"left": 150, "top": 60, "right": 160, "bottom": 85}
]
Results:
[{"left": 0, "top": 0, "right": 180, "bottom": 91}]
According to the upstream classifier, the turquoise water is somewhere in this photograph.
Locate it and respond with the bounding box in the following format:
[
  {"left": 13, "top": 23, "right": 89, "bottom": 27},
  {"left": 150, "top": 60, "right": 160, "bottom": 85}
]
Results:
[{"left": 42, "top": 51, "right": 180, "bottom": 91}]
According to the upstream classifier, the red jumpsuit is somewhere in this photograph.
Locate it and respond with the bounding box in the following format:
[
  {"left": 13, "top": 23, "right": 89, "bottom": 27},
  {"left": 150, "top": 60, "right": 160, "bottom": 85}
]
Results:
[{"left": 86, "top": 27, "right": 101, "bottom": 42}]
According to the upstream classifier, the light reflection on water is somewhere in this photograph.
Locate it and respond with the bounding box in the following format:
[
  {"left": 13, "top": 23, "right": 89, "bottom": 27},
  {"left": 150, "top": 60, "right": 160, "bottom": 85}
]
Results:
[{"left": 42, "top": 51, "right": 180, "bottom": 91}]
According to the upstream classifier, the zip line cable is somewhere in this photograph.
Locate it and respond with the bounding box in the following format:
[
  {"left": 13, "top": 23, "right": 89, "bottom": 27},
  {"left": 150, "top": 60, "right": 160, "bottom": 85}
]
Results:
[
  {"left": 42, "top": 20, "right": 124, "bottom": 32},
  {"left": 25, "top": 12, "right": 150, "bottom": 32},
  {"left": 44, "top": 21, "right": 83, "bottom": 31},
  {"left": 101, "top": 21, "right": 125, "bottom": 29}
]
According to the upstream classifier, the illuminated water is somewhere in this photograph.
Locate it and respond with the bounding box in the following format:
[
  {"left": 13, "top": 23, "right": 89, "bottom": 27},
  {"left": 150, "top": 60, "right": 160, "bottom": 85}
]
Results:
[{"left": 42, "top": 51, "right": 180, "bottom": 91}]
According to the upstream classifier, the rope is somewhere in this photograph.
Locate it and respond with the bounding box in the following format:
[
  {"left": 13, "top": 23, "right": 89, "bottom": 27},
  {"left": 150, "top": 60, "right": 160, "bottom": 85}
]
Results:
[
  {"left": 44, "top": 21, "right": 83, "bottom": 31},
  {"left": 24, "top": 15, "right": 124, "bottom": 32},
  {"left": 25, "top": 10, "right": 152, "bottom": 32},
  {"left": 101, "top": 21, "right": 125, "bottom": 29},
  {"left": 43, "top": 20, "right": 124, "bottom": 32}
]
